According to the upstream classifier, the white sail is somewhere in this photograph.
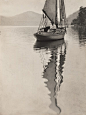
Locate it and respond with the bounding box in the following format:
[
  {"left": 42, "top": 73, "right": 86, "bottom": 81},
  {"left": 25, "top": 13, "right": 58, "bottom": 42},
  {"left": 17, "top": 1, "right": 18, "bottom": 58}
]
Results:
[
  {"left": 43, "top": 0, "right": 57, "bottom": 25},
  {"left": 59, "top": 0, "right": 66, "bottom": 25}
]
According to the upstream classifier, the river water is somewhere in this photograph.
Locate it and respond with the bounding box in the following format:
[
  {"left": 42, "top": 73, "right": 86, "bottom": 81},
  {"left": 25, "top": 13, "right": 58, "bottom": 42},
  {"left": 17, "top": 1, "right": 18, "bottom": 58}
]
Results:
[{"left": 0, "top": 26, "right": 86, "bottom": 115}]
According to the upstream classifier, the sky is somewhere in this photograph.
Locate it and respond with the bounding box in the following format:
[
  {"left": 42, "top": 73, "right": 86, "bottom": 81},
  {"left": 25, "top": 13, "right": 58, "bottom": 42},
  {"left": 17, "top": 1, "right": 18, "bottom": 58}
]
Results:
[{"left": 0, "top": 0, "right": 86, "bottom": 17}]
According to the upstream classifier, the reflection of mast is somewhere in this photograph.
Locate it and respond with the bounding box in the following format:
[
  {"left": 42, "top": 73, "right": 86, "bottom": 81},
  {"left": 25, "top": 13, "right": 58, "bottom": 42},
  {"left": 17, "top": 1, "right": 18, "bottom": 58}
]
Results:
[
  {"left": 55, "top": 43, "right": 66, "bottom": 96},
  {"left": 34, "top": 40, "right": 67, "bottom": 114}
]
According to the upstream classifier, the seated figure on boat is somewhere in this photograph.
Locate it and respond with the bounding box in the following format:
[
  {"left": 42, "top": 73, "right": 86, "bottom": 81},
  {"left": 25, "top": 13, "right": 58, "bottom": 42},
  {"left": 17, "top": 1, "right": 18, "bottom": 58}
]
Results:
[{"left": 44, "top": 26, "right": 50, "bottom": 32}]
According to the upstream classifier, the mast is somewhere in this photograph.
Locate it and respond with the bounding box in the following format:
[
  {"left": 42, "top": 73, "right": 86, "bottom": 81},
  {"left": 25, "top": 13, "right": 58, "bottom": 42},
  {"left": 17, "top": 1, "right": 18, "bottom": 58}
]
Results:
[
  {"left": 55, "top": 0, "right": 58, "bottom": 28},
  {"left": 59, "top": 0, "right": 62, "bottom": 25}
]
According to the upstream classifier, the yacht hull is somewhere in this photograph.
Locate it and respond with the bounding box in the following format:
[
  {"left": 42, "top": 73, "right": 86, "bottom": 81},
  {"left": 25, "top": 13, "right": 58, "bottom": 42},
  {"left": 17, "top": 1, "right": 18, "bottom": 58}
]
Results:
[{"left": 34, "top": 31, "right": 65, "bottom": 41}]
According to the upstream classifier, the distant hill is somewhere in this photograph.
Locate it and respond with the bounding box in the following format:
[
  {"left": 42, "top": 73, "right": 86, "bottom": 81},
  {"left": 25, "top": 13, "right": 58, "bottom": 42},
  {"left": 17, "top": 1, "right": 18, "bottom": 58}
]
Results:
[
  {"left": 67, "top": 11, "right": 79, "bottom": 25},
  {"left": 0, "top": 11, "right": 42, "bottom": 26},
  {"left": 0, "top": 10, "right": 80, "bottom": 26}
]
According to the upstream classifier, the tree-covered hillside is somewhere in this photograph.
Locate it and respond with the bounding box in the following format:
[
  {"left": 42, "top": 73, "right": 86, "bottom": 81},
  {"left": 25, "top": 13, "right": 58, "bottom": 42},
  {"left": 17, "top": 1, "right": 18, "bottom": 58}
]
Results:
[{"left": 71, "top": 7, "right": 86, "bottom": 26}]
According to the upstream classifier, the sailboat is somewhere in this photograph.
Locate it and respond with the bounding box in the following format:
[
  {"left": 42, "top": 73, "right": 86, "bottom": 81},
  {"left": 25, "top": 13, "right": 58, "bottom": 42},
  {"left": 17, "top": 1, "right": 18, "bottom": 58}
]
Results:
[{"left": 34, "top": 0, "right": 66, "bottom": 41}]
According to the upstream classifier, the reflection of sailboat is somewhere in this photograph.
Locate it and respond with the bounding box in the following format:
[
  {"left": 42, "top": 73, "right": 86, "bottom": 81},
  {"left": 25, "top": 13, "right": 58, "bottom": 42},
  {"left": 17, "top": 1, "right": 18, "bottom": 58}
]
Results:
[
  {"left": 34, "top": 40, "right": 64, "bottom": 49},
  {"left": 34, "top": 0, "right": 66, "bottom": 41},
  {"left": 34, "top": 40, "right": 67, "bottom": 114}
]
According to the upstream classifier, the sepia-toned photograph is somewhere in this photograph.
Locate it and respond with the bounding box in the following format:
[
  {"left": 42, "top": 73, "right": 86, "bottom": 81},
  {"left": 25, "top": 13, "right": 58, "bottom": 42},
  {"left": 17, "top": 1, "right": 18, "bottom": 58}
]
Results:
[{"left": 0, "top": 0, "right": 86, "bottom": 115}]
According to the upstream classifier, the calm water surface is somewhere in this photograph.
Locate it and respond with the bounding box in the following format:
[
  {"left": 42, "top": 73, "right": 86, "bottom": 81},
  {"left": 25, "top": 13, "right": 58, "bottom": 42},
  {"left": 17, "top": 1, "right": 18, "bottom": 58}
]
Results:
[{"left": 0, "top": 26, "right": 86, "bottom": 115}]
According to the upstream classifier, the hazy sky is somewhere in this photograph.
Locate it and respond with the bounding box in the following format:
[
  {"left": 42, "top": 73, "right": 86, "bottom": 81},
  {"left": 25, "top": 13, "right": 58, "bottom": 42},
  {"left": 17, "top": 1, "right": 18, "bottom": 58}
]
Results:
[{"left": 0, "top": 0, "right": 86, "bottom": 17}]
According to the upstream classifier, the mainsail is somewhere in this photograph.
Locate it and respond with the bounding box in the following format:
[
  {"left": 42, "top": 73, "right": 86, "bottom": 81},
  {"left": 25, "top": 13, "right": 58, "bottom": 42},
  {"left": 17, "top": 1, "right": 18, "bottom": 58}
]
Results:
[
  {"left": 59, "top": 0, "right": 66, "bottom": 24},
  {"left": 43, "top": 0, "right": 57, "bottom": 25},
  {"left": 43, "top": 0, "right": 66, "bottom": 26}
]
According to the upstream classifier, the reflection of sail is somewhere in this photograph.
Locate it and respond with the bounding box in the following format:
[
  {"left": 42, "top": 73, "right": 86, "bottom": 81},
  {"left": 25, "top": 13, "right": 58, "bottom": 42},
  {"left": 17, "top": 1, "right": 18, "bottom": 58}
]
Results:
[{"left": 34, "top": 40, "right": 67, "bottom": 114}]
